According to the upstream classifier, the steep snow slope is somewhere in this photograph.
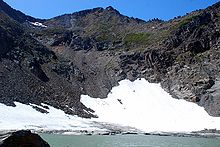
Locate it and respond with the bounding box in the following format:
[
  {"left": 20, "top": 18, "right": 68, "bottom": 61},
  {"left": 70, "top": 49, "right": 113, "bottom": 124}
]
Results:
[{"left": 81, "top": 79, "right": 220, "bottom": 132}]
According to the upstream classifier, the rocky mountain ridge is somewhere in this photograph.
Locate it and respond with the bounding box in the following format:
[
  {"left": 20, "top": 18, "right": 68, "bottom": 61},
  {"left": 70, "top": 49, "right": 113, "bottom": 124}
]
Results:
[
  {"left": 0, "top": 0, "right": 41, "bottom": 23},
  {"left": 0, "top": 0, "right": 220, "bottom": 117}
]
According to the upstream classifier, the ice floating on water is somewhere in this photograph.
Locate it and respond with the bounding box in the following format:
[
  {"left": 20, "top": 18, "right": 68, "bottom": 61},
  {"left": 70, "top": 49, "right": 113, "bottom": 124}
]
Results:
[
  {"left": 81, "top": 78, "right": 220, "bottom": 132},
  {"left": 0, "top": 78, "right": 220, "bottom": 133}
]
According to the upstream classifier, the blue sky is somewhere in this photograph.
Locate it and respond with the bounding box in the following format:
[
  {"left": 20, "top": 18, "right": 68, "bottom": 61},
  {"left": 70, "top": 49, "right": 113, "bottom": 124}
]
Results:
[{"left": 4, "top": 0, "right": 220, "bottom": 21}]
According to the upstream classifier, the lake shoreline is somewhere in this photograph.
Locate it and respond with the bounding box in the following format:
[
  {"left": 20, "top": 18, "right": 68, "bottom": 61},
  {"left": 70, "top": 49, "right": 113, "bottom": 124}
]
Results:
[{"left": 1, "top": 129, "right": 220, "bottom": 139}]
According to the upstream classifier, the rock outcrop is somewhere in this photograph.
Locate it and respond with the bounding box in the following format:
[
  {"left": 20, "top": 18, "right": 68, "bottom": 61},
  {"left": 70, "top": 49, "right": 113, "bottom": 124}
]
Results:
[{"left": 0, "top": 130, "right": 50, "bottom": 147}]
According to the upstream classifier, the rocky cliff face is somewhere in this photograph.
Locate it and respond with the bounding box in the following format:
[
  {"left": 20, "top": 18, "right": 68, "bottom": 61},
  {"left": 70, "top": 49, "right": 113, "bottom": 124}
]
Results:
[{"left": 0, "top": 0, "right": 220, "bottom": 117}]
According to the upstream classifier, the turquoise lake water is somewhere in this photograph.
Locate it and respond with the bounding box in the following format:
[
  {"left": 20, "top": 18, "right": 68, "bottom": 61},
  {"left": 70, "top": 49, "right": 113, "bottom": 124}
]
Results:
[{"left": 40, "top": 134, "right": 220, "bottom": 147}]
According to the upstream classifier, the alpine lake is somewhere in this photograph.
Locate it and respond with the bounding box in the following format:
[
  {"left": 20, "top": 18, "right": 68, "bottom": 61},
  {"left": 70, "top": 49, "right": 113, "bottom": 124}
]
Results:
[{"left": 40, "top": 133, "right": 220, "bottom": 147}]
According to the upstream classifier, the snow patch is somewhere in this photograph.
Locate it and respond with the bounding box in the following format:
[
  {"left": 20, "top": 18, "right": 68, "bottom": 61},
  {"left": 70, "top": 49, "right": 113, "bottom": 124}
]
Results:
[
  {"left": 30, "top": 22, "right": 47, "bottom": 28},
  {"left": 81, "top": 78, "right": 220, "bottom": 132},
  {"left": 0, "top": 102, "right": 102, "bottom": 132}
]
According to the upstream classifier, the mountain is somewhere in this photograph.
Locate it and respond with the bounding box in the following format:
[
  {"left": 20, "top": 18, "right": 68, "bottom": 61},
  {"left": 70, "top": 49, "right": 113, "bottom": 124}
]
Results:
[
  {"left": 0, "top": 0, "right": 220, "bottom": 118},
  {"left": 0, "top": 0, "right": 41, "bottom": 23}
]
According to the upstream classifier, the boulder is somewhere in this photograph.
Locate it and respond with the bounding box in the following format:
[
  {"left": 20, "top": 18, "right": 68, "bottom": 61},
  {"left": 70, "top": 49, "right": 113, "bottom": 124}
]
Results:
[{"left": 0, "top": 130, "right": 50, "bottom": 147}]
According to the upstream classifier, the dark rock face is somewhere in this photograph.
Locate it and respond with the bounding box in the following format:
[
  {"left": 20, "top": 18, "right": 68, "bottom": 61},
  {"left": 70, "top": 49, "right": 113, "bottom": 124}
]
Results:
[
  {"left": 0, "top": 27, "right": 13, "bottom": 56},
  {"left": 0, "top": 0, "right": 220, "bottom": 118},
  {"left": 0, "top": 130, "right": 50, "bottom": 147},
  {"left": 186, "top": 40, "right": 207, "bottom": 54},
  {"left": 28, "top": 58, "right": 50, "bottom": 82}
]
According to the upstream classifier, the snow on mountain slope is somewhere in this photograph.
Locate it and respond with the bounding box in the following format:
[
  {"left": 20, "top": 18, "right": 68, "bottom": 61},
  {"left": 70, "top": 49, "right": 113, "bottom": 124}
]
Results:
[
  {"left": 30, "top": 22, "right": 47, "bottom": 27},
  {"left": 0, "top": 102, "right": 101, "bottom": 132},
  {"left": 0, "top": 78, "right": 220, "bottom": 133},
  {"left": 81, "top": 78, "right": 220, "bottom": 132}
]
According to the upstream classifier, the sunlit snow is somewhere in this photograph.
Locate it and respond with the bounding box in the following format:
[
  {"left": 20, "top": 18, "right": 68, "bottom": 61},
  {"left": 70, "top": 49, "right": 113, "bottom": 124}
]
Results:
[
  {"left": 30, "top": 22, "right": 47, "bottom": 28},
  {"left": 0, "top": 78, "right": 220, "bottom": 133},
  {"left": 0, "top": 102, "right": 101, "bottom": 132},
  {"left": 81, "top": 78, "right": 220, "bottom": 132}
]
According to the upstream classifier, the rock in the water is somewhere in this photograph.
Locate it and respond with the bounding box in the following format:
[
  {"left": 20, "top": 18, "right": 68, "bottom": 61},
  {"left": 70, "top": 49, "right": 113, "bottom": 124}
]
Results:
[{"left": 0, "top": 130, "right": 50, "bottom": 147}]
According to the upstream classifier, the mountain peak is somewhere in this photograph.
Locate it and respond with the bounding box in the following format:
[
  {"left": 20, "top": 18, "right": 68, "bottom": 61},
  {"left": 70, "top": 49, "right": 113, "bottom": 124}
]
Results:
[
  {"left": 106, "top": 6, "right": 115, "bottom": 11},
  {"left": 0, "top": 0, "right": 40, "bottom": 23},
  {"left": 105, "top": 6, "right": 120, "bottom": 14}
]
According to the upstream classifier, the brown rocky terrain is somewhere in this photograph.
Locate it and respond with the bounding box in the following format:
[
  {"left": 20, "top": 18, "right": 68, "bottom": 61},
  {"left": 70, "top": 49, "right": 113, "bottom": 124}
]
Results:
[{"left": 0, "top": 0, "right": 220, "bottom": 117}]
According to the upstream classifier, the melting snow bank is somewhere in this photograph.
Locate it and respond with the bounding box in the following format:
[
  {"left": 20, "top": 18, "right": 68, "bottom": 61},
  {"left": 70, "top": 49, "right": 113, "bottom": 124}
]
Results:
[
  {"left": 0, "top": 102, "right": 107, "bottom": 134},
  {"left": 0, "top": 78, "right": 220, "bottom": 135},
  {"left": 81, "top": 78, "right": 220, "bottom": 133},
  {"left": 0, "top": 102, "right": 138, "bottom": 135}
]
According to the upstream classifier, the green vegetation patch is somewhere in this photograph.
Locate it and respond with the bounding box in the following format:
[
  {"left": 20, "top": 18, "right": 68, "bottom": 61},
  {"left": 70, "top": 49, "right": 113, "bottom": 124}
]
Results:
[
  {"left": 96, "top": 33, "right": 112, "bottom": 42},
  {"left": 175, "top": 51, "right": 193, "bottom": 64},
  {"left": 36, "top": 27, "right": 66, "bottom": 36},
  {"left": 172, "top": 15, "right": 199, "bottom": 30},
  {"left": 124, "top": 33, "right": 151, "bottom": 46}
]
